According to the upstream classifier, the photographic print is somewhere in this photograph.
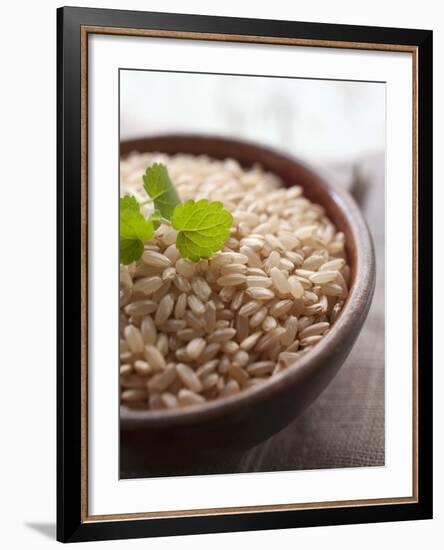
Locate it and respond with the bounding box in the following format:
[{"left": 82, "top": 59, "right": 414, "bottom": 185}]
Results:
[
  {"left": 57, "top": 7, "right": 432, "bottom": 542},
  {"left": 119, "top": 70, "right": 385, "bottom": 479}
]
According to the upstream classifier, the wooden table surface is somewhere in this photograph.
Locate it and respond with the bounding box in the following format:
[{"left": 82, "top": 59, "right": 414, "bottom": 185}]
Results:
[{"left": 120, "top": 153, "right": 385, "bottom": 478}]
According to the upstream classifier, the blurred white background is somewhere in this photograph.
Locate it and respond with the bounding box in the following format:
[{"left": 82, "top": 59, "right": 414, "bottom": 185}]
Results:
[{"left": 120, "top": 70, "right": 385, "bottom": 164}]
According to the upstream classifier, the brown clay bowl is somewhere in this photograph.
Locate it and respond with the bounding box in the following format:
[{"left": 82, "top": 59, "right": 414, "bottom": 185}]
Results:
[{"left": 120, "top": 135, "right": 375, "bottom": 457}]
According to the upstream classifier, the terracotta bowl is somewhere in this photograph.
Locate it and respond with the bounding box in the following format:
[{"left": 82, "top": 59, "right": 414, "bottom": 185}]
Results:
[{"left": 119, "top": 135, "right": 375, "bottom": 456}]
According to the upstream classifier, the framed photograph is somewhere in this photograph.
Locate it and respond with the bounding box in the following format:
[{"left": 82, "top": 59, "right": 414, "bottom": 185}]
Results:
[{"left": 57, "top": 6, "right": 433, "bottom": 543}]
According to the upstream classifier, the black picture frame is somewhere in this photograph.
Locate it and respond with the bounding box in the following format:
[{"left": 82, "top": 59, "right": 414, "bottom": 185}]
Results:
[{"left": 57, "top": 5, "right": 433, "bottom": 543}]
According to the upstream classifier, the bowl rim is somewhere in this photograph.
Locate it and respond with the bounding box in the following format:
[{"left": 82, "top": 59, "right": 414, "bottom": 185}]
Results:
[{"left": 119, "top": 134, "right": 375, "bottom": 429}]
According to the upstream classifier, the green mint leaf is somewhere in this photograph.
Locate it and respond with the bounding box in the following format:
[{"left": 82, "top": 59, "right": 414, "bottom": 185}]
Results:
[
  {"left": 151, "top": 210, "right": 162, "bottom": 230},
  {"left": 120, "top": 209, "right": 154, "bottom": 265},
  {"left": 120, "top": 194, "right": 140, "bottom": 213},
  {"left": 143, "top": 163, "right": 181, "bottom": 220},
  {"left": 172, "top": 199, "right": 233, "bottom": 262}
]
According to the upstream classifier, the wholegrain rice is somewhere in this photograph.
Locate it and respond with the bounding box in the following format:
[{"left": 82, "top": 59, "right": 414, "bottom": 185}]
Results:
[
  {"left": 300, "top": 335, "right": 324, "bottom": 347},
  {"left": 246, "top": 287, "right": 275, "bottom": 300},
  {"left": 161, "top": 319, "right": 186, "bottom": 333},
  {"left": 249, "top": 307, "right": 268, "bottom": 328},
  {"left": 246, "top": 361, "right": 275, "bottom": 376},
  {"left": 176, "top": 363, "right": 203, "bottom": 392},
  {"left": 155, "top": 334, "right": 168, "bottom": 356},
  {"left": 186, "top": 337, "right": 206, "bottom": 360},
  {"left": 228, "top": 364, "right": 249, "bottom": 386},
  {"left": 196, "top": 359, "right": 219, "bottom": 378},
  {"left": 217, "top": 274, "right": 247, "bottom": 287},
  {"left": 204, "top": 301, "right": 217, "bottom": 331},
  {"left": 319, "top": 258, "right": 345, "bottom": 271},
  {"left": 192, "top": 277, "right": 212, "bottom": 301},
  {"left": 281, "top": 316, "right": 298, "bottom": 346},
  {"left": 262, "top": 316, "right": 277, "bottom": 332},
  {"left": 239, "top": 245, "right": 263, "bottom": 268},
  {"left": 239, "top": 300, "right": 262, "bottom": 317},
  {"left": 278, "top": 352, "right": 300, "bottom": 366},
  {"left": 220, "top": 264, "right": 248, "bottom": 275},
  {"left": 162, "top": 267, "right": 176, "bottom": 281},
  {"left": 219, "top": 286, "right": 236, "bottom": 302},
  {"left": 147, "top": 365, "right": 177, "bottom": 392},
  {"left": 199, "top": 342, "right": 221, "bottom": 363},
  {"left": 309, "top": 270, "right": 338, "bottom": 284},
  {"left": 160, "top": 392, "right": 179, "bottom": 409},
  {"left": 178, "top": 388, "right": 206, "bottom": 407},
  {"left": 164, "top": 244, "right": 181, "bottom": 263},
  {"left": 120, "top": 374, "right": 146, "bottom": 389},
  {"left": 124, "top": 325, "right": 144, "bottom": 353},
  {"left": 287, "top": 275, "right": 304, "bottom": 298},
  {"left": 124, "top": 300, "right": 157, "bottom": 316},
  {"left": 270, "top": 267, "right": 291, "bottom": 294},
  {"left": 174, "top": 293, "right": 188, "bottom": 319},
  {"left": 120, "top": 364, "right": 132, "bottom": 376},
  {"left": 246, "top": 276, "right": 272, "bottom": 288},
  {"left": 142, "top": 250, "right": 172, "bottom": 268},
  {"left": 173, "top": 275, "right": 191, "bottom": 293},
  {"left": 187, "top": 294, "right": 205, "bottom": 315},
  {"left": 175, "top": 258, "right": 196, "bottom": 278},
  {"left": 220, "top": 379, "right": 241, "bottom": 396},
  {"left": 279, "top": 258, "right": 294, "bottom": 272},
  {"left": 119, "top": 351, "right": 133, "bottom": 364},
  {"left": 298, "top": 321, "right": 330, "bottom": 339},
  {"left": 133, "top": 276, "right": 163, "bottom": 295},
  {"left": 120, "top": 153, "right": 349, "bottom": 410},
  {"left": 233, "top": 350, "right": 249, "bottom": 367},
  {"left": 183, "top": 311, "right": 204, "bottom": 331},
  {"left": 240, "top": 332, "right": 262, "bottom": 351},
  {"left": 121, "top": 389, "right": 147, "bottom": 402},
  {"left": 134, "top": 360, "right": 151, "bottom": 376},
  {"left": 231, "top": 290, "right": 245, "bottom": 311},
  {"left": 208, "top": 328, "right": 237, "bottom": 343},
  {"left": 144, "top": 344, "right": 166, "bottom": 371},
  {"left": 202, "top": 373, "right": 219, "bottom": 390},
  {"left": 236, "top": 315, "right": 250, "bottom": 342},
  {"left": 270, "top": 299, "right": 293, "bottom": 318},
  {"left": 222, "top": 340, "right": 240, "bottom": 354}
]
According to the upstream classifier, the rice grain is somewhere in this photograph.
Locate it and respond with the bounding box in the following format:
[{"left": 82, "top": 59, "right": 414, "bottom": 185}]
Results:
[
  {"left": 142, "top": 250, "right": 171, "bottom": 268},
  {"left": 246, "top": 287, "right": 275, "bottom": 300},
  {"left": 144, "top": 344, "right": 166, "bottom": 371},
  {"left": 155, "top": 294, "right": 175, "bottom": 325},
  {"left": 176, "top": 363, "right": 203, "bottom": 392},
  {"left": 178, "top": 389, "right": 206, "bottom": 407},
  {"left": 186, "top": 338, "right": 206, "bottom": 360},
  {"left": 124, "top": 325, "right": 145, "bottom": 353}
]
